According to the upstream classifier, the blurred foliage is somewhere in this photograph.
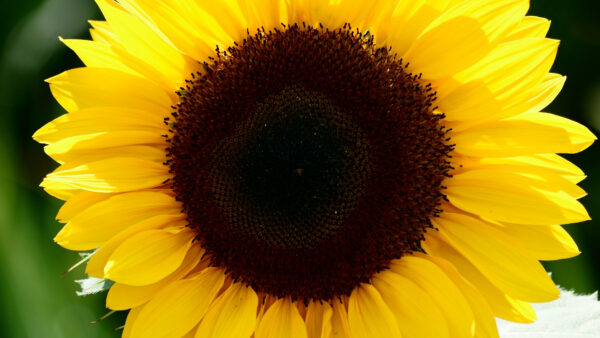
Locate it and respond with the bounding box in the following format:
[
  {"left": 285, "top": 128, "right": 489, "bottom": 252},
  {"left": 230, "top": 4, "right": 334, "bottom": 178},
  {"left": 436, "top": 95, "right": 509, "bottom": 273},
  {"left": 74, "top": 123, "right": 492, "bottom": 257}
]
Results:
[{"left": 0, "top": 0, "right": 598, "bottom": 337}]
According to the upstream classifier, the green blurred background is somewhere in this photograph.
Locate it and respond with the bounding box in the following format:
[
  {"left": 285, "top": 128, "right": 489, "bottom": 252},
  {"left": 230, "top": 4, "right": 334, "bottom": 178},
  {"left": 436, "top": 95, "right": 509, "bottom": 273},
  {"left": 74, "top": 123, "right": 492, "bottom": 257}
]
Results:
[{"left": 0, "top": 0, "right": 598, "bottom": 337}]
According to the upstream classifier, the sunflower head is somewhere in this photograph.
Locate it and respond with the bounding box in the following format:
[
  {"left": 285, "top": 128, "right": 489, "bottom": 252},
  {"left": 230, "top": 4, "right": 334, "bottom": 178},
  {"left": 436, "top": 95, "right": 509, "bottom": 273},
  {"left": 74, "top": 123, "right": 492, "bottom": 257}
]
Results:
[{"left": 35, "top": 0, "right": 595, "bottom": 337}]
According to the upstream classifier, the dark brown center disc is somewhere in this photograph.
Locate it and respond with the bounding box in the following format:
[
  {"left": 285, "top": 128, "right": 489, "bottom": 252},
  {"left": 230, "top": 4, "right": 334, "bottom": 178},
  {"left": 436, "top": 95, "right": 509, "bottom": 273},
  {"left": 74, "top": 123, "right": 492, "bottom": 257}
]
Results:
[{"left": 167, "top": 23, "right": 453, "bottom": 302}]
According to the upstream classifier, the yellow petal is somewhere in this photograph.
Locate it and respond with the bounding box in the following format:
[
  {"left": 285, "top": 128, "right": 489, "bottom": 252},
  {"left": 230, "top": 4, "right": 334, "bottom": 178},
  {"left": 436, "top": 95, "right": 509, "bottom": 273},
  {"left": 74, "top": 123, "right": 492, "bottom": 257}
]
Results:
[
  {"left": 255, "top": 298, "right": 308, "bottom": 338},
  {"left": 498, "top": 72, "right": 565, "bottom": 119},
  {"left": 446, "top": 169, "right": 590, "bottom": 225},
  {"left": 455, "top": 38, "right": 558, "bottom": 102},
  {"left": 105, "top": 244, "right": 203, "bottom": 310},
  {"left": 452, "top": 163, "right": 586, "bottom": 199},
  {"left": 455, "top": 153, "right": 584, "bottom": 180},
  {"left": 42, "top": 156, "right": 170, "bottom": 193},
  {"left": 347, "top": 283, "right": 401, "bottom": 338},
  {"left": 391, "top": 255, "right": 475, "bottom": 337},
  {"left": 405, "top": 0, "right": 528, "bottom": 79},
  {"left": 33, "top": 107, "right": 166, "bottom": 145},
  {"left": 435, "top": 212, "right": 559, "bottom": 302},
  {"left": 54, "top": 191, "right": 180, "bottom": 250},
  {"left": 504, "top": 16, "right": 550, "bottom": 41},
  {"left": 128, "top": 267, "right": 225, "bottom": 338},
  {"left": 182, "top": 326, "right": 200, "bottom": 338},
  {"left": 305, "top": 301, "right": 333, "bottom": 338},
  {"left": 309, "top": 0, "right": 388, "bottom": 33},
  {"left": 445, "top": 72, "right": 564, "bottom": 131},
  {"left": 422, "top": 231, "right": 537, "bottom": 322},
  {"left": 118, "top": 0, "right": 237, "bottom": 61},
  {"left": 56, "top": 190, "right": 114, "bottom": 222},
  {"left": 405, "top": 16, "right": 491, "bottom": 79},
  {"left": 122, "top": 305, "right": 143, "bottom": 338},
  {"left": 181, "top": 0, "right": 247, "bottom": 43},
  {"left": 519, "top": 172, "right": 586, "bottom": 199},
  {"left": 330, "top": 299, "right": 352, "bottom": 338},
  {"left": 61, "top": 38, "right": 138, "bottom": 76},
  {"left": 522, "top": 153, "right": 585, "bottom": 183},
  {"left": 44, "top": 143, "right": 167, "bottom": 165},
  {"left": 440, "top": 53, "right": 564, "bottom": 130},
  {"left": 423, "top": 254, "right": 498, "bottom": 338},
  {"left": 44, "top": 187, "right": 78, "bottom": 200},
  {"left": 354, "top": 0, "right": 398, "bottom": 45},
  {"left": 444, "top": 0, "right": 528, "bottom": 42},
  {"left": 89, "top": 20, "right": 119, "bottom": 45},
  {"left": 235, "top": 0, "right": 290, "bottom": 33},
  {"left": 372, "top": 270, "right": 450, "bottom": 338},
  {"left": 453, "top": 112, "right": 596, "bottom": 157},
  {"left": 86, "top": 214, "right": 186, "bottom": 277},
  {"left": 195, "top": 282, "right": 258, "bottom": 338},
  {"left": 104, "top": 227, "right": 195, "bottom": 285},
  {"left": 498, "top": 223, "right": 580, "bottom": 260},
  {"left": 438, "top": 79, "right": 501, "bottom": 122},
  {"left": 60, "top": 145, "right": 166, "bottom": 166},
  {"left": 94, "top": 0, "right": 194, "bottom": 91},
  {"left": 255, "top": 295, "right": 277, "bottom": 326},
  {"left": 43, "top": 132, "right": 166, "bottom": 163},
  {"left": 383, "top": 0, "right": 447, "bottom": 56},
  {"left": 47, "top": 67, "right": 172, "bottom": 114}
]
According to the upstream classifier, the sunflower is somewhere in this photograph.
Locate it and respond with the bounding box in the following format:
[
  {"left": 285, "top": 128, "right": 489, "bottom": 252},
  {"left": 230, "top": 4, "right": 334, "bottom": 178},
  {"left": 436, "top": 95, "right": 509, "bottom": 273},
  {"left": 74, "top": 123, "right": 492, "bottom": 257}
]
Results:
[{"left": 35, "top": 0, "right": 595, "bottom": 337}]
